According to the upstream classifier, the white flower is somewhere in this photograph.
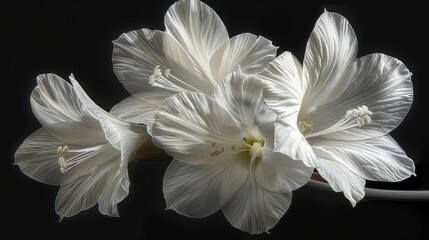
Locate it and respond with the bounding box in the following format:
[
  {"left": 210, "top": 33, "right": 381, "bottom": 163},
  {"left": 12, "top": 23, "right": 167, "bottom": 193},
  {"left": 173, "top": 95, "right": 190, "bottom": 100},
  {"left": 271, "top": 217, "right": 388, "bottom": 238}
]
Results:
[
  {"left": 111, "top": 0, "right": 277, "bottom": 133},
  {"left": 15, "top": 74, "right": 150, "bottom": 220},
  {"left": 259, "top": 11, "right": 416, "bottom": 206},
  {"left": 151, "top": 71, "right": 313, "bottom": 234}
]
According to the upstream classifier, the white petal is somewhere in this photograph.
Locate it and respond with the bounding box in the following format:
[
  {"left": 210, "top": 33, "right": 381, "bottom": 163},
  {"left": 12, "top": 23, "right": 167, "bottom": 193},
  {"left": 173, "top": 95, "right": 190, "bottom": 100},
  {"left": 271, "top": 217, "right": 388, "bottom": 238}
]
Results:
[
  {"left": 14, "top": 128, "right": 66, "bottom": 185},
  {"left": 302, "top": 12, "right": 358, "bottom": 114},
  {"left": 70, "top": 75, "right": 148, "bottom": 150},
  {"left": 312, "top": 53, "right": 413, "bottom": 140},
  {"left": 35, "top": 123, "right": 120, "bottom": 186},
  {"left": 212, "top": 71, "right": 276, "bottom": 130},
  {"left": 30, "top": 74, "right": 89, "bottom": 125},
  {"left": 259, "top": 51, "right": 304, "bottom": 123},
  {"left": 313, "top": 147, "right": 366, "bottom": 206},
  {"left": 113, "top": 29, "right": 213, "bottom": 95},
  {"left": 42, "top": 121, "right": 106, "bottom": 147},
  {"left": 152, "top": 92, "right": 241, "bottom": 164},
  {"left": 273, "top": 122, "right": 319, "bottom": 167},
  {"left": 97, "top": 167, "right": 130, "bottom": 217},
  {"left": 222, "top": 177, "right": 292, "bottom": 234},
  {"left": 163, "top": 158, "right": 248, "bottom": 218},
  {"left": 164, "top": 0, "right": 229, "bottom": 86},
  {"left": 109, "top": 91, "right": 174, "bottom": 135},
  {"left": 227, "top": 34, "right": 277, "bottom": 74},
  {"left": 312, "top": 135, "right": 415, "bottom": 182},
  {"left": 55, "top": 154, "right": 120, "bottom": 218},
  {"left": 255, "top": 150, "right": 313, "bottom": 192},
  {"left": 110, "top": 95, "right": 155, "bottom": 124}
]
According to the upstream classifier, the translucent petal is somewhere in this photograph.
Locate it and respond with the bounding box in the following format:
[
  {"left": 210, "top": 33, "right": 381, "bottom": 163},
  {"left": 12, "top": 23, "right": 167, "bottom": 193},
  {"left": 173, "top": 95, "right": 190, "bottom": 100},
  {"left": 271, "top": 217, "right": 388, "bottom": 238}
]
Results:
[
  {"left": 14, "top": 128, "right": 66, "bottom": 185},
  {"left": 312, "top": 135, "right": 415, "bottom": 182},
  {"left": 212, "top": 71, "right": 276, "bottom": 130},
  {"left": 163, "top": 158, "right": 248, "bottom": 217},
  {"left": 152, "top": 92, "right": 241, "bottom": 164},
  {"left": 314, "top": 147, "right": 366, "bottom": 206},
  {"left": 222, "top": 176, "right": 292, "bottom": 234},
  {"left": 302, "top": 12, "right": 358, "bottom": 115},
  {"left": 259, "top": 51, "right": 304, "bottom": 123},
  {"left": 55, "top": 155, "right": 119, "bottom": 218},
  {"left": 255, "top": 149, "right": 313, "bottom": 192},
  {"left": 309, "top": 54, "right": 413, "bottom": 140},
  {"left": 30, "top": 74, "right": 89, "bottom": 125},
  {"left": 273, "top": 122, "right": 319, "bottom": 167},
  {"left": 164, "top": 0, "right": 229, "bottom": 86}
]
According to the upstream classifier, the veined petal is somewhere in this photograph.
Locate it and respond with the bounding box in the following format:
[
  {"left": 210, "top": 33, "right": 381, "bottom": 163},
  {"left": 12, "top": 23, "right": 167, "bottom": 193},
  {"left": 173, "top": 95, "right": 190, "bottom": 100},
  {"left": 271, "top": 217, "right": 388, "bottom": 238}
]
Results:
[
  {"left": 314, "top": 147, "right": 366, "bottom": 206},
  {"left": 110, "top": 94, "right": 156, "bottom": 125},
  {"left": 97, "top": 166, "right": 130, "bottom": 217},
  {"left": 163, "top": 158, "right": 248, "bottom": 218},
  {"left": 14, "top": 128, "right": 66, "bottom": 185},
  {"left": 312, "top": 135, "right": 415, "bottom": 182},
  {"left": 113, "top": 29, "right": 212, "bottom": 95},
  {"left": 42, "top": 121, "right": 106, "bottom": 147},
  {"left": 70, "top": 75, "right": 148, "bottom": 150},
  {"left": 109, "top": 90, "right": 174, "bottom": 135},
  {"left": 30, "top": 74, "right": 89, "bottom": 125},
  {"left": 212, "top": 71, "right": 276, "bottom": 129},
  {"left": 227, "top": 34, "right": 277, "bottom": 74},
  {"left": 222, "top": 176, "right": 292, "bottom": 234},
  {"left": 311, "top": 53, "right": 413, "bottom": 140},
  {"left": 255, "top": 150, "right": 313, "bottom": 193},
  {"left": 302, "top": 11, "right": 358, "bottom": 115},
  {"left": 55, "top": 155, "right": 119, "bottom": 219},
  {"left": 259, "top": 51, "right": 304, "bottom": 123},
  {"left": 152, "top": 92, "right": 241, "bottom": 164},
  {"left": 165, "top": 0, "right": 229, "bottom": 86},
  {"left": 274, "top": 122, "right": 318, "bottom": 167},
  {"left": 24, "top": 123, "right": 119, "bottom": 186}
]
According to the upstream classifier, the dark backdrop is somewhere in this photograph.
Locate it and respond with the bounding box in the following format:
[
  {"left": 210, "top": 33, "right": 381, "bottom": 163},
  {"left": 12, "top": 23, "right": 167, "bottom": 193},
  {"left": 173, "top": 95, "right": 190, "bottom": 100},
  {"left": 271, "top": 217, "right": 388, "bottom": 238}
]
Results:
[{"left": 3, "top": 1, "right": 428, "bottom": 239}]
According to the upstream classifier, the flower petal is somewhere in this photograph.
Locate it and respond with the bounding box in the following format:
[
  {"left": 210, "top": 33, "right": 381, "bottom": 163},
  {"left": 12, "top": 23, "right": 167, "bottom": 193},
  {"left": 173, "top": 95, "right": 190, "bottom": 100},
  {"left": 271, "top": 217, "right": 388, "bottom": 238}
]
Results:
[
  {"left": 97, "top": 166, "right": 130, "bottom": 217},
  {"left": 259, "top": 51, "right": 304, "bottom": 124},
  {"left": 70, "top": 75, "right": 148, "bottom": 150},
  {"left": 255, "top": 150, "right": 313, "bottom": 192},
  {"left": 312, "top": 135, "right": 415, "bottom": 182},
  {"left": 30, "top": 74, "right": 89, "bottom": 125},
  {"left": 14, "top": 128, "right": 66, "bottom": 185},
  {"left": 164, "top": 0, "right": 229, "bottom": 86},
  {"left": 109, "top": 91, "right": 174, "bottom": 135},
  {"left": 113, "top": 28, "right": 213, "bottom": 95},
  {"left": 314, "top": 147, "right": 365, "bottom": 206},
  {"left": 222, "top": 177, "right": 292, "bottom": 234},
  {"left": 212, "top": 71, "right": 276, "bottom": 129},
  {"left": 152, "top": 92, "right": 241, "bottom": 164},
  {"left": 163, "top": 158, "right": 248, "bottom": 218},
  {"left": 302, "top": 11, "right": 358, "bottom": 114},
  {"left": 55, "top": 154, "right": 120, "bottom": 219},
  {"left": 310, "top": 53, "right": 413, "bottom": 140},
  {"left": 273, "top": 122, "right": 319, "bottom": 167},
  {"left": 227, "top": 34, "right": 277, "bottom": 74}
]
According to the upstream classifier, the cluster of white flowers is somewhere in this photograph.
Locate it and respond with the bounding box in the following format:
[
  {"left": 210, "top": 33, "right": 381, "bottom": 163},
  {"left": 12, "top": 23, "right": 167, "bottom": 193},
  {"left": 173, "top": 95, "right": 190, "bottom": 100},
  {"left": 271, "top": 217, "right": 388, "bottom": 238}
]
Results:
[{"left": 15, "top": 0, "right": 417, "bottom": 234}]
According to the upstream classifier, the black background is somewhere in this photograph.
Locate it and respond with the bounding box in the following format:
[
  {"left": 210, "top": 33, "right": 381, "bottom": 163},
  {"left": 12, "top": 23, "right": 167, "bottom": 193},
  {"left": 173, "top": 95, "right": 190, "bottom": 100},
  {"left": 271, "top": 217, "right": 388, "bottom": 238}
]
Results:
[{"left": 3, "top": 0, "right": 428, "bottom": 239}]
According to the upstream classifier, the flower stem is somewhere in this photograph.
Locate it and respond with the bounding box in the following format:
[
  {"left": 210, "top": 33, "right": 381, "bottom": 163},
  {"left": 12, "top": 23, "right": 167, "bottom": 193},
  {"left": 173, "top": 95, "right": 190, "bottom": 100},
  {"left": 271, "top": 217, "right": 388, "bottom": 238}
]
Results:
[{"left": 306, "top": 173, "right": 429, "bottom": 201}]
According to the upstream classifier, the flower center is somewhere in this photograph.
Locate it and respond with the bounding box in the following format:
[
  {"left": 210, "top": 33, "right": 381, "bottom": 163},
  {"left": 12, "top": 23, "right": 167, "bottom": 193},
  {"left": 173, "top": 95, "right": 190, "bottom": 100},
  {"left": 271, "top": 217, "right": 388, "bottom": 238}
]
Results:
[
  {"left": 299, "top": 105, "right": 373, "bottom": 138},
  {"left": 149, "top": 65, "right": 170, "bottom": 86},
  {"left": 242, "top": 135, "right": 264, "bottom": 166}
]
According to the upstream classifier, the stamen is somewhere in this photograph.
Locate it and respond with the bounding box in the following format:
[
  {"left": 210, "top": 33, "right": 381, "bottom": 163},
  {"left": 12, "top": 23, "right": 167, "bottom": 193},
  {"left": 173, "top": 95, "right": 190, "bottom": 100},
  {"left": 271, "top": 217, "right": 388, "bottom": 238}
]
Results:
[
  {"left": 298, "top": 117, "right": 313, "bottom": 135},
  {"left": 164, "top": 69, "right": 171, "bottom": 78},
  {"left": 149, "top": 66, "right": 171, "bottom": 86},
  {"left": 305, "top": 105, "right": 372, "bottom": 138},
  {"left": 55, "top": 144, "right": 107, "bottom": 174},
  {"left": 249, "top": 142, "right": 263, "bottom": 166}
]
